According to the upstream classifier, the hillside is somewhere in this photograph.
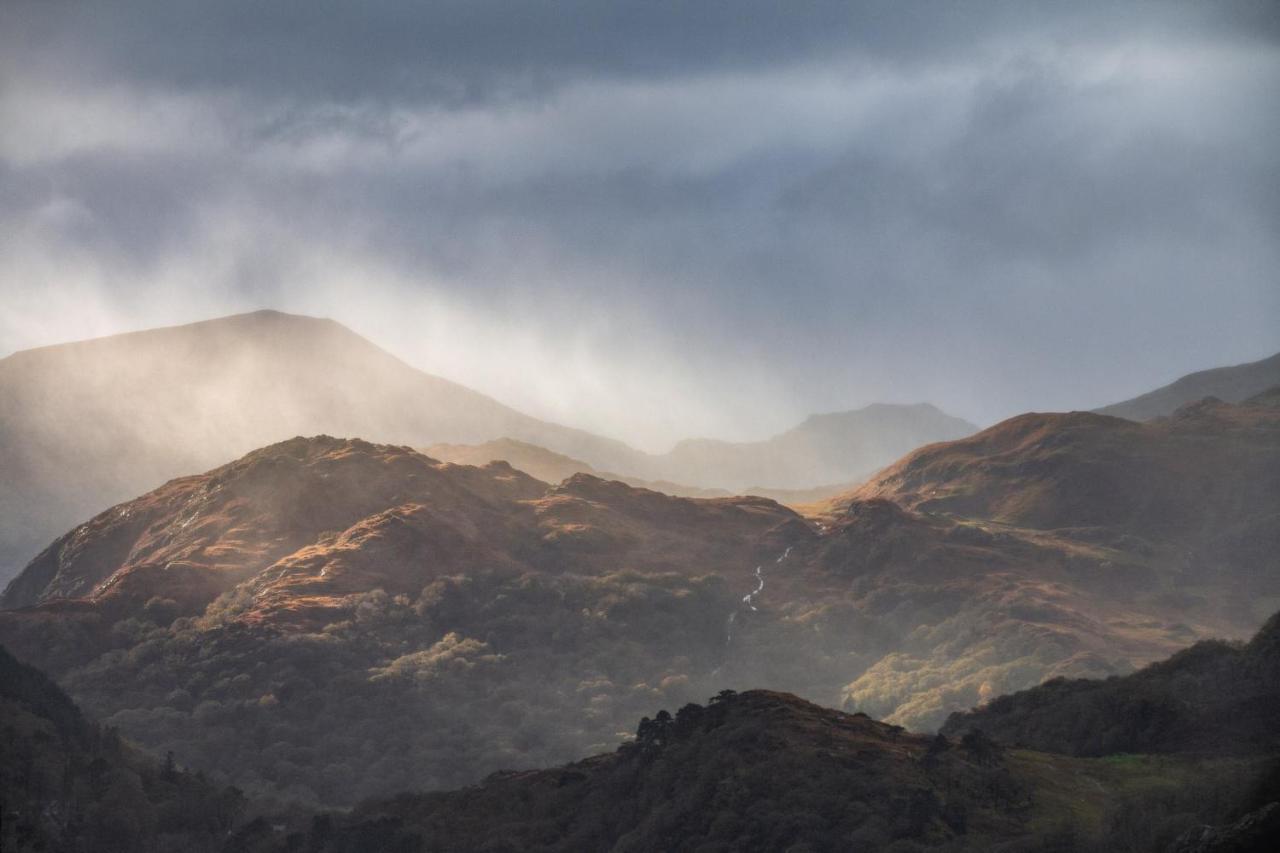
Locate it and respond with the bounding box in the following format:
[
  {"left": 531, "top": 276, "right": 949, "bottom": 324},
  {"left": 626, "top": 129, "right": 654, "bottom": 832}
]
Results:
[
  {"left": 253, "top": 689, "right": 1277, "bottom": 853},
  {"left": 845, "top": 391, "right": 1280, "bottom": 557},
  {"left": 942, "top": 609, "right": 1280, "bottom": 758},
  {"left": 1096, "top": 350, "right": 1280, "bottom": 421},
  {"left": 0, "top": 643, "right": 245, "bottom": 852},
  {"left": 8, "top": 651, "right": 1276, "bottom": 852},
  {"left": 0, "top": 311, "right": 645, "bottom": 586},
  {"left": 1, "top": 395, "right": 1275, "bottom": 806}
]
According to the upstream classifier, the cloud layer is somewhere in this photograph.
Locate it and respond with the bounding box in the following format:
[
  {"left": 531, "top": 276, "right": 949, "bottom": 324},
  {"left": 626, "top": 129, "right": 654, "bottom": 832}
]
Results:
[{"left": 2, "top": 1, "right": 1277, "bottom": 448}]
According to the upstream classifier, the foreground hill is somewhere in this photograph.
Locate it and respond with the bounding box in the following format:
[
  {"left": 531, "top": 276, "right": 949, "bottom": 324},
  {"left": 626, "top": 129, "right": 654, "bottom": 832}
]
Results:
[
  {"left": 0, "top": 643, "right": 244, "bottom": 852},
  {"left": 9, "top": 647, "right": 1276, "bottom": 852},
  {"left": 1096, "top": 350, "right": 1280, "bottom": 421},
  {"left": 0, "top": 310, "right": 644, "bottom": 586},
  {"left": 256, "top": 689, "right": 1277, "bottom": 853}
]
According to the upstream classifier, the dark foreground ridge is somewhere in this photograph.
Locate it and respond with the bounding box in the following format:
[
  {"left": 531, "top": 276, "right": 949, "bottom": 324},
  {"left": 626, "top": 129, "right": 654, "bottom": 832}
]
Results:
[
  {"left": 0, "top": 644, "right": 243, "bottom": 852},
  {"left": 5, "top": 643, "right": 1280, "bottom": 852}
]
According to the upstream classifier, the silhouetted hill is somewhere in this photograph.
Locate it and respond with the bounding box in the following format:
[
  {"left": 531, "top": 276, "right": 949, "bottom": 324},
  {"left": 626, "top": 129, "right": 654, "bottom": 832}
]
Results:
[
  {"left": 942, "top": 610, "right": 1280, "bottom": 758},
  {"left": 256, "top": 689, "right": 1279, "bottom": 853},
  {"left": 0, "top": 643, "right": 244, "bottom": 852},
  {"left": 1096, "top": 351, "right": 1280, "bottom": 421}
]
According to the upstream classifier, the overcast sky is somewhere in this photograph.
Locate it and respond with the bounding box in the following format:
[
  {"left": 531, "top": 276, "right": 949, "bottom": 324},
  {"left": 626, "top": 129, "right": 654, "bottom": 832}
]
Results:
[{"left": 1, "top": 1, "right": 1277, "bottom": 450}]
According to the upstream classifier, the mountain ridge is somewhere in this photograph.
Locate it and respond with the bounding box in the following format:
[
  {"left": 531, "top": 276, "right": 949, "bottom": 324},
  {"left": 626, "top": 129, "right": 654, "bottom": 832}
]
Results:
[
  {"left": 0, "top": 310, "right": 974, "bottom": 586},
  {"left": 1095, "top": 349, "right": 1280, "bottom": 421}
]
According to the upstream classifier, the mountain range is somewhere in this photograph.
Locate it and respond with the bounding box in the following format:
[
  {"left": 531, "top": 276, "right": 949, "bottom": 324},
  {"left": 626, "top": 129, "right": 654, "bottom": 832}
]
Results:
[
  {"left": 0, "top": 310, "right": 973, "bottom": 586},
  {"left": 1, "top": 388, "right": 1275, "bottom": 810},
  {"left": 1096, "top": 349, "right": 1280, "bottom": 421}
]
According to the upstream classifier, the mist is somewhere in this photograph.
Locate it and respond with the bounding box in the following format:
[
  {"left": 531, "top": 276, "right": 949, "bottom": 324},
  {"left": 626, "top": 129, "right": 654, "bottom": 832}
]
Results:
[{"left": 2, "top": 1, "right": 1278, "bottom": 450}]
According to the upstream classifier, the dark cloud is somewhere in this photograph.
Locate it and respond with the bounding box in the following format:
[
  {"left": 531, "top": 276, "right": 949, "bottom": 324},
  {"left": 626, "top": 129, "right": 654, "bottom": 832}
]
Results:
[{"left": 1, "top": 1, "right": 1277, "bottom": 446}]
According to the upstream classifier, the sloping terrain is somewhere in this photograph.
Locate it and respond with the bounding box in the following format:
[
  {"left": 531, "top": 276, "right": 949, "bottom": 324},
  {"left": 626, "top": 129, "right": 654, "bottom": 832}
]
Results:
[
  {"left": 250, "top": 689, "right": 1277, "bottom": 853},
  {"left": 1097, "top": 350, "right": 1280, "bottom": 421}
]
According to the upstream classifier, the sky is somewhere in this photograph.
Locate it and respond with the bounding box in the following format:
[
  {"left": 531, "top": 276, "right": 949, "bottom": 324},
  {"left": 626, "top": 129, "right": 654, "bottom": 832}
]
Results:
[{"left": 1, "top": 1, "right": 1277, "bottom": 451}]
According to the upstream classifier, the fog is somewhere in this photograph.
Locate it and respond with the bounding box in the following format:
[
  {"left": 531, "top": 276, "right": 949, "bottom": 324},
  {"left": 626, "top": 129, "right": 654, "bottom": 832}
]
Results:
[{"left": 2, "top": 1, "right": 1278, "bottom": 450}]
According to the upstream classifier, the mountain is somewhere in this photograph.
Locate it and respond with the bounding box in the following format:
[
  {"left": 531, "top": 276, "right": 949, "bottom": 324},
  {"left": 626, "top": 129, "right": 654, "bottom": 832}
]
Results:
[
  {"left": 426, "top": 437, "right": 859, "bottom": 505},
  {"left": 846, "top": 391, "right": 1280, "bottom": 564},
  {"left": 653, "top": 403, "right": 977, "bottom": 491},
  {"left": 1, "top": 390, "right": 1276, "bottom": 806},
  {"left": 942, "top": 608, "right": 1280, "bottom": 758},
  {"left": 0, "top": 436, "right": 799, "bottom": 616},
  {"left": 0, "top": 643, "right": 245, "bottom": 852},
  {"left": 1096, "top": 350, "right": 1280, "bottom": 421},
  {"left": 0, "top": 310, "right": 647, "bottom": 587},
  {"left": 0, "top": 311, "right": 977, "bottom": 587}
]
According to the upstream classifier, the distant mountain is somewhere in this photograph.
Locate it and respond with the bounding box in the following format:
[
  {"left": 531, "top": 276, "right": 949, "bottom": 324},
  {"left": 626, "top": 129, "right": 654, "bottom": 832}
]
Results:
[
  {"left": 0, "top": 310, "right": 648, "bottom": 586},
  {"left": 653, "top": 404, "right": 977, "bottom": 491},
  {"left": 426, "top": 437, "right": 859, "bottom": 505},
  {"left": 1096, "top": 350, "right": 1280, "bottom": 421}
]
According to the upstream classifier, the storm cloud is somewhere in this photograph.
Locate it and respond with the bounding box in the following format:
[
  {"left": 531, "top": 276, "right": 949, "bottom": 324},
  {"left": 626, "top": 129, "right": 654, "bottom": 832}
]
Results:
[{"left": 2, "top": 1, "right": 1277, "bottom": 448}]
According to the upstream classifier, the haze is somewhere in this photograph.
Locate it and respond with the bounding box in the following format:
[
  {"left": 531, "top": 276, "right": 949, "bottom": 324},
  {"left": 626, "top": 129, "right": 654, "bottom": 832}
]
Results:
[{"left": 1, "top": 1, "right": 1277, "bottom": 450}]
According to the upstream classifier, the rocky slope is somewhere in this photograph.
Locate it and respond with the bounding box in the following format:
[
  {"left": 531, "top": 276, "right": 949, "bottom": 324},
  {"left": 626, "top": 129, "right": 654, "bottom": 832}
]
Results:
[{"left": 1097, "top": 350, "right": 1280, "bottom": 421}]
